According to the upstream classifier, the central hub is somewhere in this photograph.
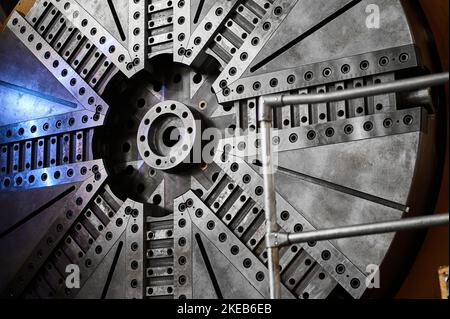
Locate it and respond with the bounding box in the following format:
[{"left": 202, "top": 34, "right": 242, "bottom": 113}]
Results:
[
  {"left": 137, "top": 100, "right": 198, "bottom": 171},
  {"left": 96, "top": 57, "right": 225, "bottom": 208}
]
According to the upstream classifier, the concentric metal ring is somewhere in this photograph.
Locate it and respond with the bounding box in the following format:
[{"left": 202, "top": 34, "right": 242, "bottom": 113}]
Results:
[{"left": 137, "top": 100, "right": 197, "bottom": 171}]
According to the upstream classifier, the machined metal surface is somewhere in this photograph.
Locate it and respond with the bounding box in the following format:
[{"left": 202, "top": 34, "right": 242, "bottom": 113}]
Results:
[
  {"left": 257, "top": 73, "right": 449, "bottom": 297},
  {"left": 0, "top": 0, "right": 447, "bottom": 299}
]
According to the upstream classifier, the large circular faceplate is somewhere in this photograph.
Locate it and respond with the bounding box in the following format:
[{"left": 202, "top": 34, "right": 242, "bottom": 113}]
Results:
[{"left": 0, "top": 0, "right": 445, "bottom": 300}]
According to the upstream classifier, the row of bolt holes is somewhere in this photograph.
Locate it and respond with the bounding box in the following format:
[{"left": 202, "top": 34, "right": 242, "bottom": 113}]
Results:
[
  {"left": 71, "top": 208, "right": 127, "bottom": 269},
  {"left": 4, "top": 116, "right": 95, "bottom": 139},
  {"left": 131, "top": 1, "right": 143, "bottom": 55},
  {"left": 1, "top": 133, "right": 84, "bottom": 174},
  {"left": 31, "top": 1, "right": 132, "bottom": 66},
  {"left": 18, "top": 184, "right": 111, "bottom": 295},
  {"left": 177, "top": 200, "right": 270, "bottom": 291},
  {"left": 26, "top": 224, "right": 107, "bottom": 299},
  {"left": 130, "top": 231, "right": 143, "bottom": 291},
  {"left": 148, "top": 1, "right": 173, "bottom": 45},
  {"left": 136, "top": 199, "right": 357, "bottom": 293},
  {"left": 214, "top": 3, "right": 275, "bottom": 53},
  {"left": 178, "top": 198, "right": 271, "bottom": 283},
  {"left": 57, "top": 0, "right": 134, "bottom": 67},
  {"left": 223, "top": 115, "right": 414, "bottom": 150},
  {"left": 176, "top": 2, "right": 274, "bottom": 57},
  {"left": 11, "top": 20, "right": 106, "bottom": 112},
  {"left": 2, "top": 164, "right": 99, "bottom": 188},
  {"left": 221, "top": 79, "right": 385, "bottom": 115},
  {"left": 34, "top": 20, "right": 115, "bottom": 75},
  {"left": 125, "top": 204, "right": 141, "bottom": 290},
  {"left": 227, "top": 163, "right": 362, "bottom": 290},
  {"left": 21, "top": 231, "right": 107, "bottom": 297},
  {"left": 283, "top": 115, "right": 414, "bottom": 144},
  {"left": 64, "top": 210, "right": 124, "bottom": 295},
  {"left": 177, "top": 199, "right": 357, "bottom": 294},
  {"left": 146, "top": 227, "right": 175, "bottom": 295},
  {"left": 305, "top": 115, "right": 413, "bottom": 143},
  {"left": 178, "top": 5, "right": 266, "bottom": 45},
  {"left": 173, "top": 200, "right": 202, "bottom": 293},
  {"left": 221, "top": 53, "right": 410, "bottom": 96}
]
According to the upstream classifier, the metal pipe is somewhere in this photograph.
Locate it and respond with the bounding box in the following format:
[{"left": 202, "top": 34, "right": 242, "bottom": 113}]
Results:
[
  {"left": 399, "top": 88, "right": 434, "bottom": 111},
  {"left": 270, "top": 214, "right": 449, "bottom": 248},
  {"left": 258, "top": 98, "right": 281, "bottom": 299},
  {"left": 258, "top": 72, "right": 449, "bottom": 299},
  {"left": 262, "top": 72, "right": 449, "bottom": 107}
]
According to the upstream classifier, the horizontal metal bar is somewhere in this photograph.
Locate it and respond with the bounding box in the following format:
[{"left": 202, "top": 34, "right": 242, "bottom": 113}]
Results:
[
  {"left": 262, "top": 72, "right": 449, "bottom": 107},
  {"left": 260, "top": 72, "right": 449, "bottom": 299},
  {"left": 269, "top": 214, "right": 449, "bottom": 248}
]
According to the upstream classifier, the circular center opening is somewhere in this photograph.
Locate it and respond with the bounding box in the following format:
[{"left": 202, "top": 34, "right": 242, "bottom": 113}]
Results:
[
  {"left": 148, "top": 114, "right": 184, "bottom": 157},
  {"left": 163, "top": 126, "right": 181, "bottom": 147}
]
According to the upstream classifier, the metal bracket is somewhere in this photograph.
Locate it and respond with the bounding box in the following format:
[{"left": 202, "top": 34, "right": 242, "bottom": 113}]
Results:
[{"left": 266, "top": 232, "right": 289, "bottom": 248}]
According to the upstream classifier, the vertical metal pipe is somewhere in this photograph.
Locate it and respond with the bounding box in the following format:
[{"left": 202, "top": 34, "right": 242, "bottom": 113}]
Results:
[
  {"left": 258, "top": 97, "right": 281, "bottom": 299},
  {"left": 254, "top": 73, "right": 449, "bottom": 299}
]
